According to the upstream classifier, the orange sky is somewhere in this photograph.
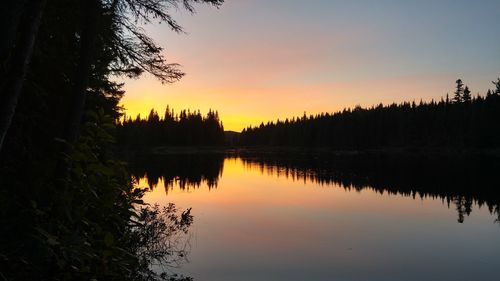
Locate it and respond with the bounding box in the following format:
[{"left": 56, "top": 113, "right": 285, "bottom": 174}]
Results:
[
  {"left": 118, "top": 1, "right": 500, "bottom": 132},
  {"left": 120, "top": 73, "right": 459, "bottom": 131}
]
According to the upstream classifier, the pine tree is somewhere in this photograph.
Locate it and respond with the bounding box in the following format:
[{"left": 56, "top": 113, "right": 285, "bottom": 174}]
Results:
[
  {"left": 486, "top": 89, "right": 493, "bottom": 98},
  {"left": 493, "top": 78, "right": 500, "bottom": 95},
  {"left": 462, "top": 86, "right": 471, "bottom": 103},
  {"left": 453, "top": 79, "right": 464, "bottom": 103}
]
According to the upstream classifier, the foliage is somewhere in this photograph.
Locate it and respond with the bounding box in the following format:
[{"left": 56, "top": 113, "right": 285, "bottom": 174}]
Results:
[
  {"left": 0, "top": 109, "right": 194, "bottom": 280},
  {"left": 130, "top": 204, "right": 194, "bottom": 281},
  {"left": 0, "top": 0, "right": 223, "bottom": 280},
  {"left": 103, "top": 0, "right": 224, "bottom": 83}
]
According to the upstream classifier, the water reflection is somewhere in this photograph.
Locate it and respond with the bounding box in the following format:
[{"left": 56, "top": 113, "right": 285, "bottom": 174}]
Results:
[
  {"left": 130, "top": 152, "right": 500, "bottom": 224},
  {"left": 240, "top": 153, "right": 500, "bottom": 224},
  {"left": 133, "top": 153, "right": 500, "bottom": 281},
  {"left": 129, "top": 153, "right": 224, "bottom": 192}
]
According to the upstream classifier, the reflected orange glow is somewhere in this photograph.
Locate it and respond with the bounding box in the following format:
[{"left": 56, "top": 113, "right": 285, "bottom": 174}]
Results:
[
  {"left": 138, "top": 157, "right": 500, "bottom": 281},
  {"left": 143, "top": 158, "right": 461, "bottom": 218}
]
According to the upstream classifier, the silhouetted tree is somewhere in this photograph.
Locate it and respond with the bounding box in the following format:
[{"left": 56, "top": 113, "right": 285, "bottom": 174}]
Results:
[
  {"left": 493, "top": 78, "right": 500, "bottom": 95},
  {"left": 462, "top": 86, "right": 471, "bottom": 103},
  {"left": 63, "top": 0, "right": 99, "bottom": 144},
  {"left": 0, "top": 0, "right": 47, "bottom": 151},
  {"left": 453, "top": 79, "right": 464, "bottom": 103}
]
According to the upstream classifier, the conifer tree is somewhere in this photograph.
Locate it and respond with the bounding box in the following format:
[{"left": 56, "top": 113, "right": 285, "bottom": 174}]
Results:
[
  {"left": 494, "top": 78, "right": 500, "bottom": 95},
  {"left": 453, "top": 79, "right": 464, "bottom": 103},
  {"left": 462, "top": 86, "right": 471, "bottom": 103}
]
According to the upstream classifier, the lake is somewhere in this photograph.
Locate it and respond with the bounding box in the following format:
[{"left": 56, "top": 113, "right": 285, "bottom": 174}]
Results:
[{"left": 131, "top": 152, "right": 500, "bottom": 281}]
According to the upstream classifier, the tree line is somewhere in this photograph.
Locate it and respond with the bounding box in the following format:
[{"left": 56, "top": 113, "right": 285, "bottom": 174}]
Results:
[
  {"left": 240, "top": 79, "right": 500, "bottom": 149},
  {"left": 0, "top": 0, "right": 223, "bottom": 280},
  {"left": 117, "top": 106, "right": 225, "bottom": 147}
]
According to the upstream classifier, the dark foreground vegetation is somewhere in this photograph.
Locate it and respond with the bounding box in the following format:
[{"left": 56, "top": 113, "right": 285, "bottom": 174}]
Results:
[
  {"left": 240, "top": 79, "right": 500, "bottom": 149},
  {"left": 0, "top": 0, "right": 223, "bottom": 280}
]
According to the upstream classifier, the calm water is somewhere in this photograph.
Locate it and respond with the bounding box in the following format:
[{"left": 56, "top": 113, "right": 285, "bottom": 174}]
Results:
[{"left": 134, "top": 154, "right": 500, "bottom": 281}]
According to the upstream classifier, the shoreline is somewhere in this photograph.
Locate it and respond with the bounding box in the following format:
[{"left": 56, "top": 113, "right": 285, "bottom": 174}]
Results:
[{"left": 120, "top": 145, "right": 500, "bottom": 158}]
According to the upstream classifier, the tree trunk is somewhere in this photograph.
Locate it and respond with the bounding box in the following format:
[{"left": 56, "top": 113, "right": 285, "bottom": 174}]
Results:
[
  {"left": 0, "top": 0, "right": 46, "bottom": 152},
  {"left": 0, "top": 0, "right": 27, "bottom": 75},
  {"left": 63, "top": 0, "right": 100, "bottom": 144}
]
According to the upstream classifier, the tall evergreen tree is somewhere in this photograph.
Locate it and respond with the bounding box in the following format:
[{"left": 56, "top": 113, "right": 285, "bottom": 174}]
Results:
[
  {"left": 462, "top": 86, "right": 471, "bottom": 103},
  {"left": 453, "top": 79, "right": 464, "bottom": 103}
]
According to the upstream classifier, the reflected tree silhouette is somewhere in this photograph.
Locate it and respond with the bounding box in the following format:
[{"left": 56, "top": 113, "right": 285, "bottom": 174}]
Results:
[
  {"left": 128, "top": 153, "right": 224, "bottom": 193},
  {"left": 129, "top": 152, "right": 500, "bottom": 224},
  {"left": 238, "top": 152, "right": 500, "bottom": 224}
]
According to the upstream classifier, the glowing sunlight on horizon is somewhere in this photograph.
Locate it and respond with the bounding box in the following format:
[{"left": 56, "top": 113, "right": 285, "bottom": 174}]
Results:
[{"left": 118, "top": 0, "right": 500, "bottom": 132}]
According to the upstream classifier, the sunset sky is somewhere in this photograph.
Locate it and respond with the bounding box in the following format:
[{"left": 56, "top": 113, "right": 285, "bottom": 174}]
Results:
[{"left": 119, "top": 0, "right": 500, "bottom": 131}]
